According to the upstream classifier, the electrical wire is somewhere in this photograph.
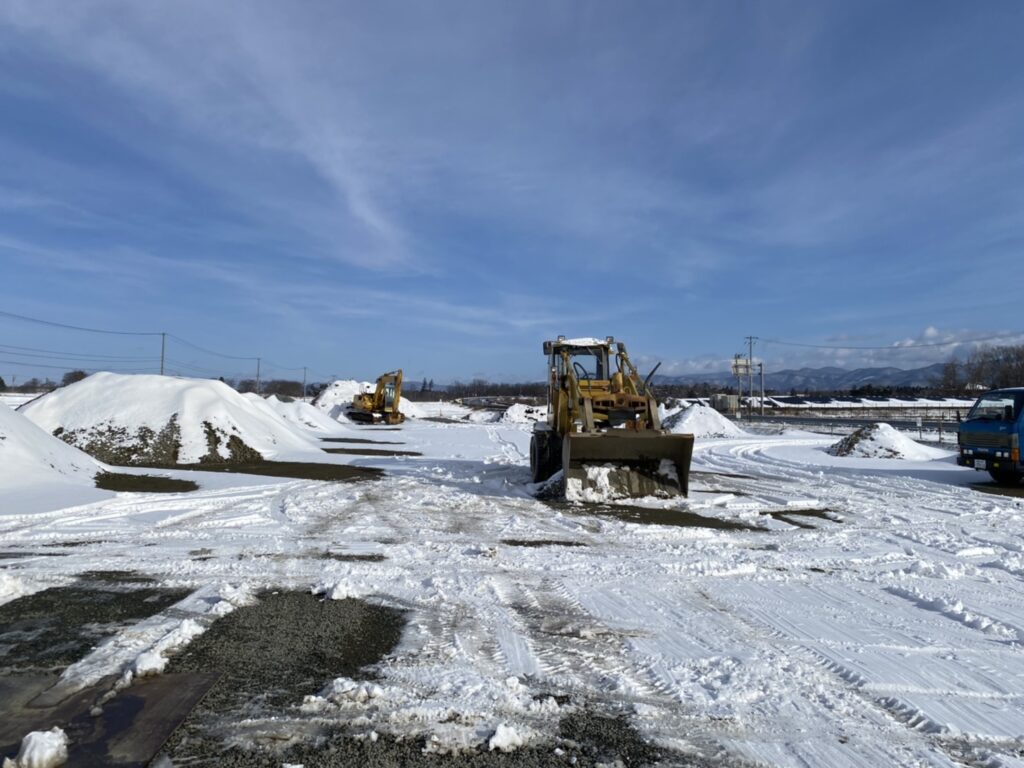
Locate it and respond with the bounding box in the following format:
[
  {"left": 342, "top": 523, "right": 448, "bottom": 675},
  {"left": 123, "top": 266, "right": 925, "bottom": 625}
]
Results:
[
  {"left": 0, "top": 347, "right": 158, "bottom": 363},
  {"left": 0, "top": 311, "right": 328, "bottom": 380},
  {"left": 0, "top": 358, "right": 157, "bottom": 373},
  {"left": 0, "top": 310, "right": 162, "bottom": 336},
  {"left": 167, "top": 335, "right": 258, "bottom": 361}
]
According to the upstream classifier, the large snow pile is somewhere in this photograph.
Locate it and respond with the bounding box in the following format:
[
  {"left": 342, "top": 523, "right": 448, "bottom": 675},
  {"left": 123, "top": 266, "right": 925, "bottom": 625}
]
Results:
[
  {"left": 245, "top": 394, "right": 350, "bottom": 434},
  {"left": 0, "top": 403, "right": 101, "bottom": 491},
  {"left": 663, "top": 404, "right": 745, "bottom": 438},
  {"left": 500, "top": 403, "right": 547, "bottom": 424},
  {"left": 828, "top": 423, "right": 947, "bottom": 460},
  {"left": 313, "top": 379, "right": 424, "bottom": 420},
  {"left": 20, "top": 373, "right": 318, "bottom": 465}
]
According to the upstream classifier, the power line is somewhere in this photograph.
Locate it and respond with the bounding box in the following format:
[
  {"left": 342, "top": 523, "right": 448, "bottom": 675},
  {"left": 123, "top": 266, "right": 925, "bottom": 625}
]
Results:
[
  {"left": 0, "top": 310, "right": 325, "bottom": 382},
  {"left": 0, "top": 310, "right": 162, "bottom": 336},
  {"left": 166, "top": 334, "right": 258, "bottom": 361},
  {"left": 0, "top": 358, "right": 157, "bottom": 373},
  {"left": 762, "top": 332, "right": 1023, "bottom": 351},
  {"left": 0, "top": 345, "right": 158, "bottom": 363}
]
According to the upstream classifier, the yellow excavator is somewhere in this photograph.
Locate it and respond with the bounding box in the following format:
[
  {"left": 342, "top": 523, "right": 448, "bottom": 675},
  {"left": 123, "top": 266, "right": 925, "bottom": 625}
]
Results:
[
  {"left": 349, "top": 370, "right": 406, "bottom": 425},
  {"left": 530, "top": 337, "right": 693, "bottom": 499}
]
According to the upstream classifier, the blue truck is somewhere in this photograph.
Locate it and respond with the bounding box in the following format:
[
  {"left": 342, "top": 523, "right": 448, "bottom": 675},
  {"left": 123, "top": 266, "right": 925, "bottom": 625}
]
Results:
[{"left": 957, "top": 387, "right": 1024, "bottom": 485}]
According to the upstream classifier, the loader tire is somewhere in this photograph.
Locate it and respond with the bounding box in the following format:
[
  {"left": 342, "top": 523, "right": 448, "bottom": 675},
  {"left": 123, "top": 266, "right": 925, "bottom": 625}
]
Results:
[{"left": 530, "top": 432, "right": 559, "bottom": 484}]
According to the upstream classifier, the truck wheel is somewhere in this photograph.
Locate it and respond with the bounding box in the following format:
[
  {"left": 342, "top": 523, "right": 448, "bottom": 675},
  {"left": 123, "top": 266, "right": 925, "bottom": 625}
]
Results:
[{"left": 989, "top": 467, "right": 1023, "bottom": 486}]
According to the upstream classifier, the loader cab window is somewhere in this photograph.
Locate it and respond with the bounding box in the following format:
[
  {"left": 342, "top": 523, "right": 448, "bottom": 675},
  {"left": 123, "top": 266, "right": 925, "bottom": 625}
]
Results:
[{"left": 564, "top": 347, "right": 608, "bottom": 381}]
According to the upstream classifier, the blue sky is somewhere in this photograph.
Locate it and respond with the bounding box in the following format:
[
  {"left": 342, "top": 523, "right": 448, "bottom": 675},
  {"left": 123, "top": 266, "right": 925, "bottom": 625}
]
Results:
[{"left": 1, "top": 0, "right": 1023, "bottom": 383}]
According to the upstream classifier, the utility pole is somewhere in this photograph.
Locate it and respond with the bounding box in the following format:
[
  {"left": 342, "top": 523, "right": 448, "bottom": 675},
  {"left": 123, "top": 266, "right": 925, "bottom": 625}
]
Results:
[
  {"left": 759, "top": 362, "right": 765, "bottom": 416},
  {"left": 745, "top": 336, "right": 757, "bottom": 418},
  {"left": 302, "top": 366, "right": 307, "bottom": 400},
  {"left": 255, "top": 358, "right": 261, "bottom": 395},
  {"left": 160, "top": 332, "right": 166, "bottom": 376}
]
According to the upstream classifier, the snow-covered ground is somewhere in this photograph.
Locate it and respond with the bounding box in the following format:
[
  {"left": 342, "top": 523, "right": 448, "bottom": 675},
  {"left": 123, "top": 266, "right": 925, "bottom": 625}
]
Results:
[{"left": 3, "top": 400, "right": 1024, "bottom": 765}]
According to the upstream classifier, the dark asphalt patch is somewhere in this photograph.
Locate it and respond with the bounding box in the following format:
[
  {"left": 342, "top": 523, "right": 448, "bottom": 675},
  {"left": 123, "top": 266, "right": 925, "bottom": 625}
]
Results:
[
  {"left": 500, "top": 539, "right": 587, "bottom": 548},
  {"left": 762, "top": 509, "right": 840, "bottom": 529},
  {"left": 94, "top": 471, "right": 199, "bottom": 493},
  {"left": 159, "top": 591, "right": 406, "bottom": 763},
  {"left": 323, "top": 447, "right": 423, "bottom": 457},
  {"left": 0, "top": 550, "right": 68, "bottom": 560},
  {"left": 321, "top": 437, "right": 405, "bottom": 445},
  {"left": 0, "top": 576, "right": 189, "bottom": 675},
  {"left": 157, "top": 710, "right": 712, "bottom": 767},
  {"left": 149, "top": 461, "right": 385, "bottom": 482},
  {"left": 152, "top": 594, "right": 716, "bottom": 766},
  {"left": 1, "top": 672, "right": 219, "bottom": 768},
  {"left": 552, "top": 501, "right": 759, "bottom": 531},
  {"left": 318, "top": 551, "right": 387, "bottom": 562}
]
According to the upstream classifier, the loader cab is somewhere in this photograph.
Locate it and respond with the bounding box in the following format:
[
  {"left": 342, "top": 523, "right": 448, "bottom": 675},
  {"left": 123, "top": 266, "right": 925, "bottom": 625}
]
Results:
[{"left": 549, "top": 344, "right": 610, "bottom": 383}]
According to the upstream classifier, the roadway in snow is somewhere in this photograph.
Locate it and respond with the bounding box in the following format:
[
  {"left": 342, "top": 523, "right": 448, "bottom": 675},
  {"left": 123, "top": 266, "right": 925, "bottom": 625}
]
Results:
[{"left": 2, "top": 416, "right": 1024, "bottom": 766}]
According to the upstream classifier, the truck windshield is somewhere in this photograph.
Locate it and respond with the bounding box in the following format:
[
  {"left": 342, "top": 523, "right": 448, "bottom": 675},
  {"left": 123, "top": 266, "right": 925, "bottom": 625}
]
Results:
[{"left": 967, "top": 392, "right": 1023, "bottom": 421}]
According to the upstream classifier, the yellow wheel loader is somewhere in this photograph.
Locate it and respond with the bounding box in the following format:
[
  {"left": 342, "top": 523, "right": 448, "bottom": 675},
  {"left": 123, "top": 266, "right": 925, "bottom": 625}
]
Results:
[
  {"left": 349, "top": 370, "right": 406, "bottom": 425},
  {"left": 530, "top": 337, "right": 693, "bottom": 499}
]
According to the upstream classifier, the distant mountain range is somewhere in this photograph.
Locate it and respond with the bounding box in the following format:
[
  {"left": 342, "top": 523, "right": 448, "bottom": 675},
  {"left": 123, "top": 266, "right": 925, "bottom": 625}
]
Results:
[{"left": 653, "top": 363, "right": 946, "bottom": 392}]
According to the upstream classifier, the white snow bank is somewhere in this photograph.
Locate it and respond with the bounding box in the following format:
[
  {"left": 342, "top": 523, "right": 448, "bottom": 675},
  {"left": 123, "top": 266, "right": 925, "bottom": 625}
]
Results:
[
  {"left": 21, "top": 373, "right": 319, "bottom": 464},
  {"left": 828, "top": 423, "right": 948, "bottom": 461},
  {"left": 2, "top": 728, "right": 68, "bottom": 768},
  {"left": 500, "top": 403, "right": 546, "bottom": 424},
  {"left": 0, "top": 403, "right": 100, "bottom": 486},
  {"left": 246, "top": 394, "right": 351, "bottom": 434},
  {"left": 313, "top": 379, "right": 423, "bottom": 420},
  {"left": 664, "top": 404, "right": 744, "bottom": 438},
  {"left": 0, "top": 403, "right": 109, "bottom": 515}
]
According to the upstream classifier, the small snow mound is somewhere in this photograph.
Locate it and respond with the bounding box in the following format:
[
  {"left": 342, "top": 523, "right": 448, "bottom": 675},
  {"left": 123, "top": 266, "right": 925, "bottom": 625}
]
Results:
[
  {"left": 466, "top": 409, "right": 502, "bottom": 424},
  {"left": 3, "top": 727, "right": 68, "bottom": 768},
  {"left": 0, "top": 572, "right": 27, "bottom": 605},
  {"left": 500, "top": 403, "right": 546, "bottom": 424},
  {"left": 664, "top": 404, "right": 744, "bottom": 438},
  {"left": 488, "top": 723, "right": 525, "bottom": 752},
  {"left": 828, "top": 423, "right": 947, "bottom": 460},
  {"left": 20, "top": 373, "right": 318, "bottom": 465}
]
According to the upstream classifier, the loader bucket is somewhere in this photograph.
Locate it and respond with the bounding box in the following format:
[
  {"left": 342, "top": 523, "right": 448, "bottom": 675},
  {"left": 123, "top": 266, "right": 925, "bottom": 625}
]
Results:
[{"left": 562, "top": 431, "right": 694, "bottom": 501}]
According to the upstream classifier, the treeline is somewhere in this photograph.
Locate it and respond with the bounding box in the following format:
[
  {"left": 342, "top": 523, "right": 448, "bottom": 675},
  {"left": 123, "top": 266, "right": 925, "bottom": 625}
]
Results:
[
  {"left": 937, "top": 345, "right": 1024, "bottom": 393},
  {"left": 411, "top": 379, "right": 547, "bottom": 401}
]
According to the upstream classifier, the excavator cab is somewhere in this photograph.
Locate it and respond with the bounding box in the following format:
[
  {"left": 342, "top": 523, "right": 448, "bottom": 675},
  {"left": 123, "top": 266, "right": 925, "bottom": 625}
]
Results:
[{"left": 532, "top": 337, "right": 693, "bottom": 500}]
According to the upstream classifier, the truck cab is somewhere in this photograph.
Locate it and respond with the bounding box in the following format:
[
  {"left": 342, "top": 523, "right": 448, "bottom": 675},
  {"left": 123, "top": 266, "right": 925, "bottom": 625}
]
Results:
[{"left": 957, "top": 387, "right": 1024, "bottom": 485}]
